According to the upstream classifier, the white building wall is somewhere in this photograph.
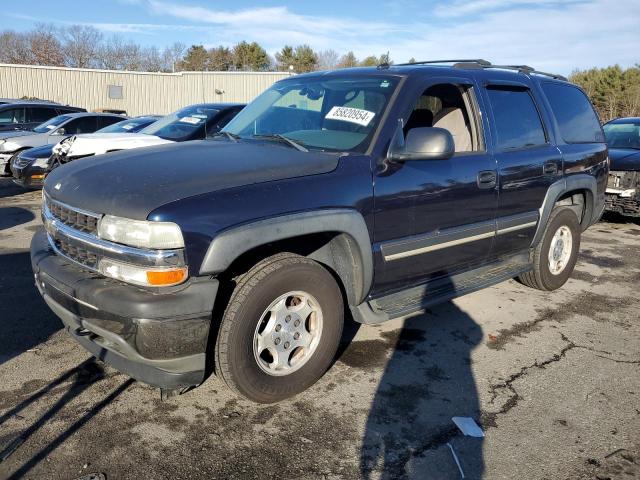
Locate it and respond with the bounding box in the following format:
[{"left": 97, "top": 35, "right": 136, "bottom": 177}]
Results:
[{"left": 0, "top": 64, "right": 291, "bottom": 115}]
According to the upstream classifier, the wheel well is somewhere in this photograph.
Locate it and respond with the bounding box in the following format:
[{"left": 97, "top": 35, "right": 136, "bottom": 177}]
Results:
[
  {"left": 217, "top": 232, "right": 362, "bottom": 307},
  {"left": 554, "top": 189, "right": 591, "bottom": 228}
]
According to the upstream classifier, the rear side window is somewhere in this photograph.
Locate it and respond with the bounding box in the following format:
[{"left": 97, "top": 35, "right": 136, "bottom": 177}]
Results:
[
  {"left": 0, "top": 108, "right": 25, "bottom": 125},
  {"left": 542, "top": 83, "right": 604, "bottom": 143},
  {"left": 97, "top": 116, "right": 123, "bottom": 129},
  {"left": 486, "top": 87, "right": 546, "bottom": 150},
  {"left": 28, "top": 107, "right": 57, "bottom": 123},
  {"left": 64, "top": 117, "right": 98, "bottom": 134}
]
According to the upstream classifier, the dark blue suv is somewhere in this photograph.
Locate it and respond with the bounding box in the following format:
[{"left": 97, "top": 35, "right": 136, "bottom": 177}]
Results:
[{"left": 31, "top": 60, "right": 608, "bottom": 403}]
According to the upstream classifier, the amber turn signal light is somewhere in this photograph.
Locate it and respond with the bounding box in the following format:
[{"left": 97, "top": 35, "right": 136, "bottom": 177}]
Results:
[{"left": 146, "top": 268, "right": 188, "bottom": 286}]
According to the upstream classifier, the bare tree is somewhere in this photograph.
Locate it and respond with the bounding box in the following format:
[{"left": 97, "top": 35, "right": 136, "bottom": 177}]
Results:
[
  {"left": 162, "top": 42, "right": 186, "bottom": 72},
  {"left": 0, "top": 31, "right": 31, "bottom": 64},
  {"left": 27, "top": 24, "right": 64, "bottom": 66},
  {"left": 317, "top": 49, "right": 339, "bottom": 70},
  {"left": 62, "top": 25, "right": 103, "bottom": 68}
]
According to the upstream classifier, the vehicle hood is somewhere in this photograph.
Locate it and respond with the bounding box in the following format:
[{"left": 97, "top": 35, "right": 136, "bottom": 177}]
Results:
[
  {"left": 58, "top": 133, "right": 172, "bottom": 157},
  {"left": 0, "top": 130, "right": 37, "bottom": 141},
  {"left": 0, "top": 131, "right": 47, "bottom": 151},
  {"left": 609, "top": 148, "right": 640, "bottom": 171},
  {"left": 21, "top": 143, "right": 54, "bottom": 160},
  {"left": 44, "top": 140, "right": 341, "bottom": 220}
]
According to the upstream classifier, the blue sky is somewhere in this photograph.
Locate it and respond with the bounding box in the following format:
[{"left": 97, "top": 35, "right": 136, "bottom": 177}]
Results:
[{"left": 5, "top": 0, "right": 639, "bottom": 74}]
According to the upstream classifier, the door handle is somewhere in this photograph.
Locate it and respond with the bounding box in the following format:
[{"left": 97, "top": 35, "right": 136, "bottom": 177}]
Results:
[
  {"left": 477, "top": 170, "right": 497, "bottom": 189},
  {"left": 543, "top": 162, "right": 558, "bottom": 176}
]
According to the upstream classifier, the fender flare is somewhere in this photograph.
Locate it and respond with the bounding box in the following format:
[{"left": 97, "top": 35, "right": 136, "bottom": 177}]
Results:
[
  {"left": 533, "top": 174, "right": 598, "bottom": 246},
  {"left": 199, "top": 209, "right": 374, "bottom": 305}
]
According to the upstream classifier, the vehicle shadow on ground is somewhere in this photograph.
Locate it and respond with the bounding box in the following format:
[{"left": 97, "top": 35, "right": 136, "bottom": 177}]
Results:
[
  {"left": 0, "top": 358, "right": 134, "bottom": 479},
  {"left": 0, "top": 251, "right": 61, "bottom": 366},
  {"left": 0, "top": 207, "right": 35, "bottom": 230},
  {"left": 358, "top": 283, "right": 484, "bottom": 479},
  {"left": 0, "top": 179, "right": 30, "bottom": 199},
  {"left": 600, "top": 211, "right": 640, "bottom": 225}
]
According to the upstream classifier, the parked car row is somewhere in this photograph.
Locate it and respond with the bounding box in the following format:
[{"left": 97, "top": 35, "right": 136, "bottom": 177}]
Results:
[{"left": 2, "top": 103, "right": 245, "bottom": 187}]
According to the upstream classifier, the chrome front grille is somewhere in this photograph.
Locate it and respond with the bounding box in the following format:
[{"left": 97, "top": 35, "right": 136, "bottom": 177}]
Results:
[
  {"left": 45, "top": 196, "right": 100, "bottom": 234},
  {"left": 54, "top": 237, "right": 99, "bottom": 268}
]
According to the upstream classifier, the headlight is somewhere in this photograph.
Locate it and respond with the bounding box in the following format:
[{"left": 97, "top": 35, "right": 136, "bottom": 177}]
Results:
[
  {"left": 98, "top": 215, "right": 185, "bottom": 249},
  {"left": 33, "top": 156, "right": 50, "bottom": 168},
  {"left": 98, "top": 258, "right": 188, "bottom": 287}
]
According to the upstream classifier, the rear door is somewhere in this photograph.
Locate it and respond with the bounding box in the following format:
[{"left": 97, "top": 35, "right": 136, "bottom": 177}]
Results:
[{"left": 481, "top": 82, "right": 561, "bottom": 256}]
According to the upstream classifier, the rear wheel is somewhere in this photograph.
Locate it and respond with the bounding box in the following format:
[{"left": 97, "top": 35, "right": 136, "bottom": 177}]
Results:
[
  {"left": 215, "top": 253, "right": 344, "bottom": 403},
  {"left": 519, "top": 207, "right": 581, "bottom": 291}
]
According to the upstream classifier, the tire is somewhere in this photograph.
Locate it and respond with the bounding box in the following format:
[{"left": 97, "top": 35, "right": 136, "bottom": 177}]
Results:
[
  {"left": 215, "top": 253, "right": 344, "bottom": 403},
  {"left": 518, "top": 207, "right": 581, "bottom": 291}
]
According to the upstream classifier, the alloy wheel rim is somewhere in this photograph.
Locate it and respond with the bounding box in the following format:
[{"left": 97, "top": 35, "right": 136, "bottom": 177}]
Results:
[{"left": 253, "top": 291, "right": 323, "bottom": 376}]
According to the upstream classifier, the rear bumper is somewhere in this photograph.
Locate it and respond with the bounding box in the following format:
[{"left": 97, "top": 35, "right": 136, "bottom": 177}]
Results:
[{"left": 31, "top": 229, "right": 219, "bottom": 389}]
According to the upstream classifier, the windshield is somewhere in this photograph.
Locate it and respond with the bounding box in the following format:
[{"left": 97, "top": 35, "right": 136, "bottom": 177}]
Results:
[
  {"left": 604, "top": 122, "right": 640, "bottom": 149},
  {"left": 33, "top": 115, "right": 71, "bottom": 133},
  {"left": 140, "top": 106, "right": 219, "bottom": 141},
  {"left": 223, "top": 75, "right": 399, "bottom": 152},
  {"left": 98, "top": 117, "right": 158, "bottom": 134}
]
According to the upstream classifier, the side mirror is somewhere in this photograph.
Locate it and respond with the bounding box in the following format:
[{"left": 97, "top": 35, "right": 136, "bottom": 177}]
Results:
[
  {"left": 388, "top": 124, "right": 455, "bottom": 162},
  {"left": 53, "top": 127, "right": 66, "bottom": 136}
]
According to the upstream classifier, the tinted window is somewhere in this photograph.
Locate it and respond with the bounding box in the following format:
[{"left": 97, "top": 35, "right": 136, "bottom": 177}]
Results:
[
  {"left": 542, "top": 83, "right": 604, "bottom": 143},
  {"left": 141, "top": 105, "right": 221, "bottom": 141},
  {"left": 0, "top": 108, "right": 25, "bottom": 125},
  {"left": 64, "top": 117, "right": 98, "bottom": 134},
  {"left": 97, "top": 116, "right": 124, "bottom": 129},
  {"left": 28, "top": 107, "right": 57, "bottom": 123},
  {"left": 603, "top": 122, "right": 640, "bottom": 149},
  {"left": 486, "top": 87, "right": 546, "bottom": 150}
]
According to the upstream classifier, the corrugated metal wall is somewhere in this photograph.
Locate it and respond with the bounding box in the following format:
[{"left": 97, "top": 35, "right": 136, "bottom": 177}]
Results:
[{"left": 0, "top": 64, "right": 291, "bottom": 116}]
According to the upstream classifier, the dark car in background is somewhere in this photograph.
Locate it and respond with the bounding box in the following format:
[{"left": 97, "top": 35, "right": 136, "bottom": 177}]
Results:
[
  {"left": 0, "top": 112, "right": 124, "bottom": 175},
  {"left": 11, "top": 116, "right": 161, "bottom": 188},
  {"left": 603, "top": 117, "right": 640, "bottom": 217},
  {"left": 0, "top": 101, "right": 84, "bottom": 132}
]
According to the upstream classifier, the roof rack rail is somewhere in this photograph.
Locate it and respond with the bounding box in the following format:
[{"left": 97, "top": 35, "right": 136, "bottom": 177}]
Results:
[
  {"left": 390, "top": 58, "right": 568, "bottom": 82},
  {"left": 395, "top": 59, "right": 492, "bottom": 67}
]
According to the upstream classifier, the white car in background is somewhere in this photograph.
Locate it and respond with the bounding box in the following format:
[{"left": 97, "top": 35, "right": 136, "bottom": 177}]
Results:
[{"left": 54, "top": 103, "right": 245, "bottom": 164}]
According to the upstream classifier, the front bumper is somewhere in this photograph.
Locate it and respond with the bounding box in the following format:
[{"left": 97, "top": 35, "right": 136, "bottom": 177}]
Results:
[
  {"left": 31, "top": 229, "right": 219, "bottom": 389},
  {"left": 12, "top": 163, "right": 46, "bottom": 188},
  {"left": 0, "top": 152, "right": 14, "bottom": 176}
]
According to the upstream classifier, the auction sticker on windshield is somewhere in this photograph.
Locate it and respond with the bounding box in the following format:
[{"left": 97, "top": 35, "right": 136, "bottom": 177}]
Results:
[
  {"left": 325, "top": 106, "right": 375, "bottom": 127},
  {"left": 179, "top": 116, "right": 205, "bottom": 125}
]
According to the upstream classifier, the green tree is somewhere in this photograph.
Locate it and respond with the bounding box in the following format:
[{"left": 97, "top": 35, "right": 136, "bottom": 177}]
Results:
[
  {"left": 570, "top": 64, "right": 640, "bottom": 122},
  {"left": 275, "top": 45, "right": 295, "bottom": 71},
  {"left": 359, "top": 55, "right": 379, "bottom": 67},
  {"left": 336, "top": 51, "right": 358, "bottom": 68},
  {"left": 208, "top": 46, "right": 233, "bottom": 71},
  {"left": 292, "top": 45, "right": 318, "bottom": 73},
  {"left": 232, "top": 41, "right": 270, "bottom": 71},
  {"left": 179, "top": 45, "right": 209, "bottom": 71}
]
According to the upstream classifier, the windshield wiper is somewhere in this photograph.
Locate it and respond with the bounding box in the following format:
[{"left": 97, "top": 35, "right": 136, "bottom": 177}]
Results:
[
  {"left": 210, "top": 131, "right": 240, "bottom": 143},
  {"left": 253, "top": 134, "right": 308, "bottom": 152}
]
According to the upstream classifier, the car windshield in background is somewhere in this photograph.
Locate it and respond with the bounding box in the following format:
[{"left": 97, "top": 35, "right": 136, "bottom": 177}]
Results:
[
  {"left": 98, "top": 117, "right": 158, "bottom": 134},
  {"left": 603, "top": 122, "right": 640, "bottom": 149},
  {"left": 222, "top": 76, "right": 400, "bottom": 153},
  {"left": 33, "top": 115, "right": 71, "bottom": 133},
  {"left": 140, "top": 106, "right": 219, "bottom": 141}
]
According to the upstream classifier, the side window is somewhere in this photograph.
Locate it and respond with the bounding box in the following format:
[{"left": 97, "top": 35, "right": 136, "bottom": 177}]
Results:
[
  {"left": 0, "top": 108, "right": 25, "bottom": 125},
  {"left": 63, "top": 117, "right": 98, "bottom": 134},
  {"left": 405, "top": 83, "right": 479, "bottom": 153},
  {"left": 97, "top": 116, "right": 123, "bottom": 129},
  {"left": 486, "top": 87, "right": 546, "bottom": 150},
  {"left": 28, "top": 107, "right": 57, "bottom": 124},
  {"left": 542, "top": 83, "right": 604, "bottom": 143}
]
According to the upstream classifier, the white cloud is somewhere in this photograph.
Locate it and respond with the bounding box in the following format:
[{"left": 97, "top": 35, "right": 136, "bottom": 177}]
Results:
[{"left": 142, "top": 0, "right": 637, "bottom": 74}]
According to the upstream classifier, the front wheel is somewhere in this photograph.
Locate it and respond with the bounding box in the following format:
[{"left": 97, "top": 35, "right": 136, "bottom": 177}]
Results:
[
  {"left": 215, "top": 253, "right": 344, "bottom": 403},
  {"left": 518, "top": 207, "right": 581, "bottom": 291}
]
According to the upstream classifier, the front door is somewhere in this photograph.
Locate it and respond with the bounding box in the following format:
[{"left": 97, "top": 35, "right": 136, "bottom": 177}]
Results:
[{"left": 372, "top": 78, "right": 498, "bottom": 295}]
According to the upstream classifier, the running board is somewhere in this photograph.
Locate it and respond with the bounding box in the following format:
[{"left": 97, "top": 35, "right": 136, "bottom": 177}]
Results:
[{"left": 351, "top": 252, "right": 532, "bottom": 324}]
